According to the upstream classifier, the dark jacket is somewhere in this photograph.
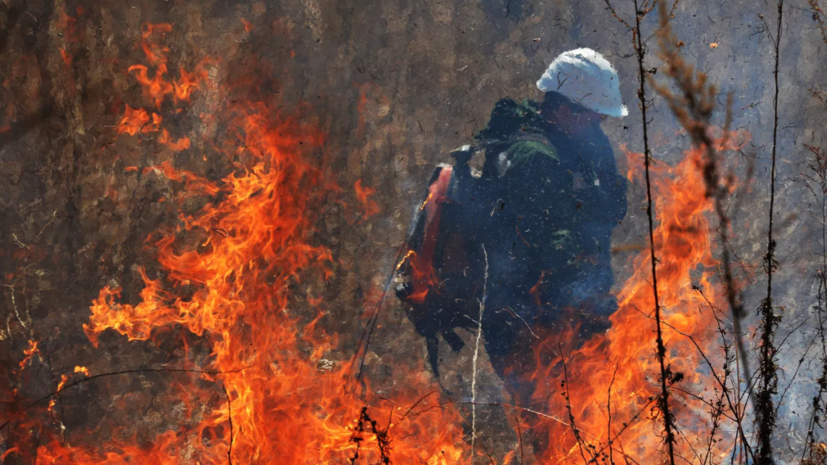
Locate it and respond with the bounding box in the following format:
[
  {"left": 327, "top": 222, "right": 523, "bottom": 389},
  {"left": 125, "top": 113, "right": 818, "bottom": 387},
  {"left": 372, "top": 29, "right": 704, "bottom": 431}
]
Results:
[
  {"left": 476, "top": 98, "right": 626, "bottom": 315},
  {"left": 397, "top": 96, "right": 627, "bottom": 382}
]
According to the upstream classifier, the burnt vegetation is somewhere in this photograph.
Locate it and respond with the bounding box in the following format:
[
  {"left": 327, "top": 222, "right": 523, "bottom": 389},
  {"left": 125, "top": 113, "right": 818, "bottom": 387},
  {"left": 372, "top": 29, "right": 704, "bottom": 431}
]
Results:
[{"left": 592, "top": 0, "right": 827, "bottom": 463}]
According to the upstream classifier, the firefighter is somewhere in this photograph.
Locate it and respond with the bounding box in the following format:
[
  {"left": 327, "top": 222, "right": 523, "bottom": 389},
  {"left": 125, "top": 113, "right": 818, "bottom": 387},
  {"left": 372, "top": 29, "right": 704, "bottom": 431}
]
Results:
[{"left": 396, "top": 48, "right": 628, "bottom": 404}]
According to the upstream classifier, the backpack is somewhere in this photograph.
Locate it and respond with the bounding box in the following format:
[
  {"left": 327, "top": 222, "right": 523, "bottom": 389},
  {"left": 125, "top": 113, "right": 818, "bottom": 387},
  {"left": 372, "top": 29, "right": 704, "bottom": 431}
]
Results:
[{"left": 395, "top": 151, "right": 487, "bottom": 379}]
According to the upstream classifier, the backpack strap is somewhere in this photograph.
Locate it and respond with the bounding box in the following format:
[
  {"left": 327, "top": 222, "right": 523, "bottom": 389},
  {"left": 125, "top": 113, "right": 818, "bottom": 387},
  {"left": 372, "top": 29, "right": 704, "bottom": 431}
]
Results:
[{"left": 394, "top": 165, "right": 458, "bottom": 380}]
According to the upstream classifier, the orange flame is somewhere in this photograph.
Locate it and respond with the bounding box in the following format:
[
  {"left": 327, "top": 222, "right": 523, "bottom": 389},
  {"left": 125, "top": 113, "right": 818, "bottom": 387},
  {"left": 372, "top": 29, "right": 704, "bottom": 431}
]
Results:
[
  {"left": 75, "top": 102, "right": 465, "bottom": 462},
  {"left": 397, "top": 250, "right": 441, "bottom": 304},
  {"left": 419, "top": 190, "right": 434, "bottom": 211},
  {"left": 139, "top": 23, "right": 173, "bottom": 67},
  {"left": 354, "top": 180, "right": 380, "bottom": 220},
  {"left": 59, "top": 48, "right": 72, "bottom": 67},
  {"left": 19, "top": 340, "right": 39, "bottom": 370},
  {"left": 157, "top": 129, "right": 191, "bottom": 152},
  {"left": 17, "top": 26, "right": 468, "bottom": 463},
  {"left": 116, "top": 23, "right": 211, "bottom": 151},
  {"left": 173, "top": 67, "right": 208, "bottom": 104},
  {"left": 522, "top": 130, "right": 751, "bottom": 463},
  {"left": 129, "top": 64, "right": 174, "bottom": 109},
  {"left": 117, "top": 105, "right": 150, "bottom": 136}
]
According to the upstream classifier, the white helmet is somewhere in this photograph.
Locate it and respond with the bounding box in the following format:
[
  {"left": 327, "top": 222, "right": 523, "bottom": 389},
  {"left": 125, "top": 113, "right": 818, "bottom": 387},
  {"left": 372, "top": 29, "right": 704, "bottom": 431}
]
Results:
[{"left": 536, "top": 48, "right": 628, "bottom": 118}]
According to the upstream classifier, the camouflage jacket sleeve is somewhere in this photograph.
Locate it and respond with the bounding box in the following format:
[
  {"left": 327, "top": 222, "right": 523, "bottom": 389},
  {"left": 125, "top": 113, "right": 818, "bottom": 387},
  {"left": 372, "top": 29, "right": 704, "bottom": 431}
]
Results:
[{"left": 496, "top": 138, "right": 577, "bottom": 252}]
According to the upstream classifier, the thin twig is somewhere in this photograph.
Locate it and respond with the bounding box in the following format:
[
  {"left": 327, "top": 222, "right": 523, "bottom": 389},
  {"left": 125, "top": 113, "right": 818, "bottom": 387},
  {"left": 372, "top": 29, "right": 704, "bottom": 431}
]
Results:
[
  {"left": 471, "top": 244, "right": 488, "bottom": 462},
  {"left": 701, "top": 379, "right": 728, "bottom": 465},
  {"left": 457, "top": 401, "right": 576, "bottom": 431},
  {"left": 674, "top": 424, "right": 704, "bottom": 465},
  {"left": 591, "top": 398, "right": 659, "bottom": 460},
  {"left": 223, "top": 384, "right": 234, "bottom": 465},
  {"left": 608, "top": 363, "right": 619, "bottom": 465},
  {"left": 558, "top": 342, "right": 595, "bottom": 464},
  {"left": 603, "top": 0, "right": 632, "bottom": 29},
  {"left": 632, "top": 0, "right": 676, "bottom": 462},
  {"left": 773, "top": 333, "right": 818, "bottom": 419},
  {"left": 695, "top": 287, "right": 754, "bottom": 464},
  {"left": 351, "top": 240, "right": 412, "bottom": 382},
  {"left": 1, "top": 366, "right": 247, "bottom": 431},
  {"left": 649, "top": 0, "right": 752, "bottom": 419},
  {"left": 515, "top": 412, "right": 524, "bottom": 465},
  {"left": 668, "top": 385, "right": 736, "bottom": 423},
  {"left": 637, "top": 302, "right": 757, "bottom": 462},
  {"left": 809, "top": 0, "right": 827, "bottom": 43},
  {"left": 756, "top": 2, "right": 784, "bottom": 463},
  {"left": 398, "top": 391, "right": 437, "bottom": 424},
  {"left": 459, "top": 395, "right": 658, "bottom": 462},
  {"left": 802, "top": 146, "right": 827, "bottom": 462}
]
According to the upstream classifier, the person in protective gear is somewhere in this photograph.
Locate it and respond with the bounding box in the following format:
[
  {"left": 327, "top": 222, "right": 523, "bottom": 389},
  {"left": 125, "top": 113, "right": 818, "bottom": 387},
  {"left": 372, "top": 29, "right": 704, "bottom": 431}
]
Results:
[{"left": 395, "top": 48, "right": 628, "bottom": 408}]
